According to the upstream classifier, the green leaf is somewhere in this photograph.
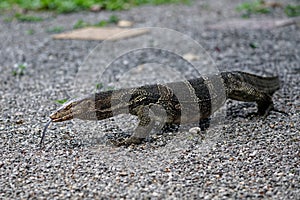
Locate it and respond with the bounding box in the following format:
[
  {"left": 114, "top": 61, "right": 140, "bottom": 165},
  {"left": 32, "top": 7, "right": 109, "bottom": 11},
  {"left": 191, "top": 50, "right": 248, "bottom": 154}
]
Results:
[
  {"left": 12, "top": 70, "right": 17, "bottom": 76},
  {"left": 249, "top": 42, "right": 258, "bottom": 49},
  {"left": 12, "top": 63, "right": 27, "bottom": 76},
  {"left": 96, "top": 83, "right": 104, "bottom": 90},
  {"left": 54, "top": 99, "right": 68, "bottom": 104}
]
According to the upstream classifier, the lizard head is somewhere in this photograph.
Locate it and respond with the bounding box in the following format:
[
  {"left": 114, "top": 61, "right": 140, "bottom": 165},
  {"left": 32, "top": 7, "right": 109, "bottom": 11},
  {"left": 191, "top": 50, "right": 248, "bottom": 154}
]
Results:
[
  {"left": 41, "top": 93, "right": 113, "bottom": 146},
  {"left": 50, "top": 95, "right": 98, "bottom": 122},
  {"left": 49, "top": 91, "right": 115, "bottom": 122}
]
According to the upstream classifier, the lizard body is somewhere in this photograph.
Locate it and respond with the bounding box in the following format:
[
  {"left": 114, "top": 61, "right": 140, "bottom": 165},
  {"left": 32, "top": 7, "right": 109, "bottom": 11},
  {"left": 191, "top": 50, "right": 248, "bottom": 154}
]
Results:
[{"left": 41, "top": 71, "right": 280, "bottom": 146}]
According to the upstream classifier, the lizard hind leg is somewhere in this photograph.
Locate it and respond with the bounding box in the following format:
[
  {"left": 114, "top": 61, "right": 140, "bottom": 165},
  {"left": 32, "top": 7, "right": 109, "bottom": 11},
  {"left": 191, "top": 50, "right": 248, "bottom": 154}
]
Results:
[
  {"left": 257, "top": 99, "right": 288, "bottom": 119},
  {"left": 253, "top": 90, "right": 287, "bottom": 118},
  {"left": 227, "top": 80, "right": 277, "bottom": 118},
  {"left": 257, "top": 97, "right": 274, "bottom": 117},
  {"left": 225, "top": 71, "right": 282, "bottom": 118}
]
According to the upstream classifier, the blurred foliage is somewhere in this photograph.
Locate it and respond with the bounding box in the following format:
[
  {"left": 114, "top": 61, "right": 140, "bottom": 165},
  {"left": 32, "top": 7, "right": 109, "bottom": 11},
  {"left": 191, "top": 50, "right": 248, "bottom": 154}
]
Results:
[
  {"left": 73, "top": 15, "right": 119, "bottom": 29},
  {"left": 46, "top": 26, "right": 64, "bottom": 33},
  {"left": 14, "top": 12, "right": 43, "bottom": 21},
  {"left": 236, "top": 0, "right": 270, "bottom": 18},
  {"left": 0, "top": 0, "right": 189, "bottom": 13},
  {"left": 284, "top": 4, "right": 300, "bottom": 17},
  {"left": 236, "top": 0, "right": 300, "bottom": 18}
]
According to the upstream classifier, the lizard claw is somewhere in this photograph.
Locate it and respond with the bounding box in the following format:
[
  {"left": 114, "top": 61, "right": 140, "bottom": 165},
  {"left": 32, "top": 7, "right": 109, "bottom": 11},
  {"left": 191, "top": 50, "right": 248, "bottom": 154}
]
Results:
[
  {"left": 262, "top": 107, "right": 288, "bottom": 120},
  {"left": 271, "top": 108, "right": 288, "bottom": 116}
]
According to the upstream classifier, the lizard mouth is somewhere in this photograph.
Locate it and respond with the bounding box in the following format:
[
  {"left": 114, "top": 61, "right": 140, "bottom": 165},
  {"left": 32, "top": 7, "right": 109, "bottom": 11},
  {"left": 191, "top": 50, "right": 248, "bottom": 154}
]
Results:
[
  {"left": 50, "top": 112, "right": 74, "bottom": 122},
  {"left": 49, "top": 102, "right": 74, "bottom": 122}
]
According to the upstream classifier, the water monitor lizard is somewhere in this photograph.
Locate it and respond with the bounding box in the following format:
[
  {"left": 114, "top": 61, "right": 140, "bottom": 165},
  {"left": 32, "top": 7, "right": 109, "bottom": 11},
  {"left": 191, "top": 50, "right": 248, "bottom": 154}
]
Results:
[{"left": 40, "top": 71, "right": 284, "bottom": 146}]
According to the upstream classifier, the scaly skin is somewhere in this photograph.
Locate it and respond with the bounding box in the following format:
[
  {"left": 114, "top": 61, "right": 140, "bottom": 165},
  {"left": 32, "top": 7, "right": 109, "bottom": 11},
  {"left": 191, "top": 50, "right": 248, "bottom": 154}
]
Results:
[{"left": 41, "top": 71, "right": 281, "bottom": 146}]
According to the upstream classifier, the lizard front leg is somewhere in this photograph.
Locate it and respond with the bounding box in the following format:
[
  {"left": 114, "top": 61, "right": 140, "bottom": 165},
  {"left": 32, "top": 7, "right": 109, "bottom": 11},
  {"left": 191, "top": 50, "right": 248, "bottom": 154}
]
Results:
[
  {"left": 112, "top": 105, "right": 155, "bottom": 146},
  {"left": 113, "top": 102, "right": 174, "bottom": 146}
]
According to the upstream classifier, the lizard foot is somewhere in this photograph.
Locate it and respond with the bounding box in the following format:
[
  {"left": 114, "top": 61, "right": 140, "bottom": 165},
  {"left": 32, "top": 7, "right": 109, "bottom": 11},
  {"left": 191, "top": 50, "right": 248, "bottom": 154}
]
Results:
[{"left": 255, "top": 107, "right": 288, "bottom": 120}]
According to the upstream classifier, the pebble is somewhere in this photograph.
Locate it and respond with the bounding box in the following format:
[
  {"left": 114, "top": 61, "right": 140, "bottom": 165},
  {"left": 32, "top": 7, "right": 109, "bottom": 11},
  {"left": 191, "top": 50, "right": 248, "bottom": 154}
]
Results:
[
  {"left": 117, "top": 20, "right": 134, "bottom": 27},
  {"left": 189, "top": 127, "right": 201, "bottom": 134}
]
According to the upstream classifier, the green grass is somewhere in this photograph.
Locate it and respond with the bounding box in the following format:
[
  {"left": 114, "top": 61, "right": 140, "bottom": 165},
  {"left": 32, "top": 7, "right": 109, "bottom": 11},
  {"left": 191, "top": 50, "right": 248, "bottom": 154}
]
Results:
[
  {"left": 107, "top": 14, "right": 119, "bottom": 23},
  {"left": 95, "top": 83, "right": 104, "bottom": 90},
  {"left": 94, "top": 15, "right": 119, "bottom": 27},
  {"left": 236, "top": 0, "right": 270, "bottom": 18},
  {"left": 12, "top": 63, "right": 27, "bottom": 76},
  {"left": 3, "top": 13, "right": 43, "bottom": 22},
  {"left": 95, "top": 83, "right": 115, "bottom": 91},
  {"left": 236, "top": 1, "right": 300, "bottom": 18},
  {"left": 54, "top": 99, "right": 68, "bottom": 104},
  {"left": 46, "top": 26, "right": 64, "bottom": 33},
  {"left": 73, "top": 19, "right": 90, "bottom": 29},
  {"left": 73, "top": 15, "right": 119, "bottom": 29},
  {"left": 14, "top": 13, "right": 43, "bottom": 22},
  {"left": 26, "top": 29, "right": 35, "bottom": 35},
  {"left": 0, "top": 0, "right": 189, "bottom": 13},
  {"left": 284, "top": 4, "right": 300, "bottom": 17}
]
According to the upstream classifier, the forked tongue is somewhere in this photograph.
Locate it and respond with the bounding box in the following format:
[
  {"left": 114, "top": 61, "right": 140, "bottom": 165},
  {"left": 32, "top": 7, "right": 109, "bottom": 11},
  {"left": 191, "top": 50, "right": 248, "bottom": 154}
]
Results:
[{"left": 40, "top": 119, "right": 52, "bottom": 147}]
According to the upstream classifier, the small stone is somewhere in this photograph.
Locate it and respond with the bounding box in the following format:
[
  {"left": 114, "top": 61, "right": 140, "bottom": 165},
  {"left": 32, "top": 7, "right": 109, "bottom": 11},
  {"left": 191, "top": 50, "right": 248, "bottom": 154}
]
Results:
[
  {"left": 119, "top": 171, "right": 128, "bottom": 176},
  {"left": 152, "top": 192, "right": 159, "bottom": 196},
  {"left": 189, "top": 127, "right": 201, "bottom": 134},
  {"left": 16, "top": 119, "right": 24, "bottom": 124},
  {"left": 15, "top": 112, "right": 24, "bottom": 116},
  {"left": 90, "top": 5, "right": 102, "bottom": 12},
  {"left": 118, "top": 20, "right": 133, "bottom": 27},
  {"left": 249, "top": 150, "right": 257, "bottom": 157},
  {"left": 266, "top": 190, "right": 273, "bottom": 196},
  {"left": 183, "top": 53, "right": 200, "bottom": 61}
]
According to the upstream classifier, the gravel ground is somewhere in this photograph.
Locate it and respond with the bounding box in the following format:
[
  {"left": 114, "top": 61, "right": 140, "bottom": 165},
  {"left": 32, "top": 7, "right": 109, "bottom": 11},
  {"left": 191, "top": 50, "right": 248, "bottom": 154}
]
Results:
[{"left": 0, "top": 0, "right": 299, "bottom": 199}]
